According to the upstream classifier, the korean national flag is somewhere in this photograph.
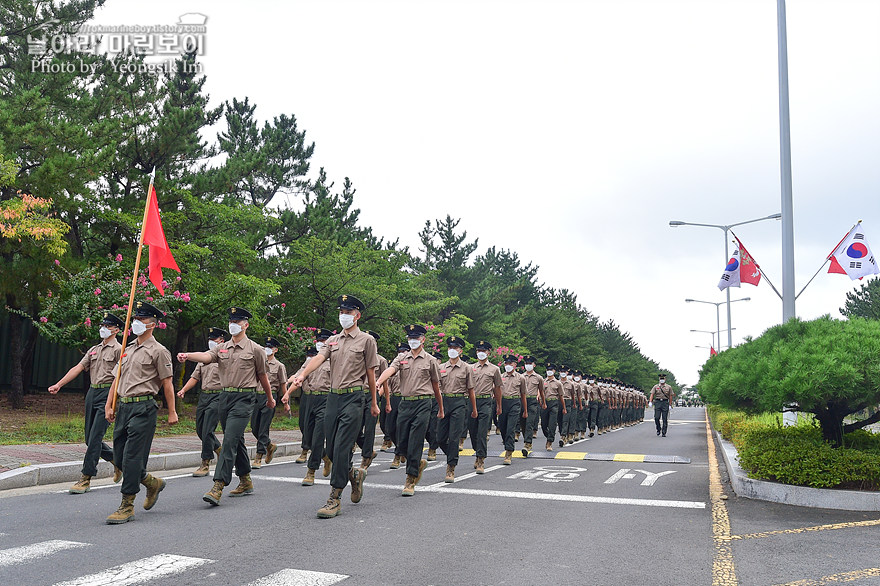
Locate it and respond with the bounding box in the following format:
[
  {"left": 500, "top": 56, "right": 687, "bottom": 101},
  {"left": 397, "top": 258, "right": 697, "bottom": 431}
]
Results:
[
  {"left": 831, "top": 224, "right": 879, "bottom": 280},
  {"left": 718, "top": 247, "right": 742, "bottom": 291}
]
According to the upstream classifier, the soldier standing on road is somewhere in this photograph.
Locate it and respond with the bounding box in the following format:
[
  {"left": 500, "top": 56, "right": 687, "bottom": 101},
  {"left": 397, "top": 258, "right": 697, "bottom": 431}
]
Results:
[
  {"left": 49, "top": 312, "right": 124, "bottom": 494},
  {"left": 251, "top": 336, "right": 286, "bottom": 469},
  {"left": 104, "top": 302, "right": 178, "bottom": 524},
  {"left": 540, "top": 363, "right": 565, "bottom": 450},
  {"left": 573, "top": 370, "right": 586, "bottom": 441},
  {"left": 292, "top": 295, "right": 379, "bottom": 518},
  {"left": 436, "top": 336, "right": 476, "bottom": 483},
  {"left": 425, "top": 350, "right": 445, "bottom": 461},
  {"left": 356, "top": 330, "right": 386, "bottom": 472},
  {"left": 386, "top": 342, "right": 407, "bottom": 464},
  {"left": 520, "top": 356, "right": 545, "bottom": 455},
  {"left": 177, "top": 307, "right": 274, "bottom": 506},
  {"left": 649, "top": 373, "right": 675, "bottom": 437},
  {"left": 466, "top": 341, "right": 502, "bottom": 474},
  {"left": 376, "top": 324, "right": 444, "bottom": 496},
  {"left": 586, "top": 374, "right": 599, "bottom": 438},
  {"left": 177, "top": 327, "right": 227, "bottom": 477},
  {"left": 499, "top": 355, "right": 527, "bottom": 465},
  {"left": 558, "top": 367, "right": 575, "bottom": 446}
]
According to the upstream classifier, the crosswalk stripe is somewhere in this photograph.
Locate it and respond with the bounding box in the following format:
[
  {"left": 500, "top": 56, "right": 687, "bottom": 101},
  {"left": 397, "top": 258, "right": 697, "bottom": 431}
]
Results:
[
  {"left": 53, "top": 553, "right": 213, "bottom": 586},
  {"left": 244, "top": 568, "right": 349, "bottom": 585},
  {"left": 0, "top": 540, "right": 89, "bottom": 568}
]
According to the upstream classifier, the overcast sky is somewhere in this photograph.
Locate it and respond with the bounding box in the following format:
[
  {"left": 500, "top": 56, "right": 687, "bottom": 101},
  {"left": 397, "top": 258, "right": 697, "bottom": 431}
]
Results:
[{"left": 88, "top": 0, "right": 880, "bottom": 386}]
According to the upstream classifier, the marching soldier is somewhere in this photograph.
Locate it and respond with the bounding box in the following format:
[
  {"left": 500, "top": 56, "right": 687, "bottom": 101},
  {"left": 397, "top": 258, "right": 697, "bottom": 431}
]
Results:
[
  {"left": 558, "top": 366, "right": 575, "bottom": 446},
  {"left": 573, "top": 370, "right": 586, "bottom": 441},
  {"left": 177, "top": 327, "right": 227, "bottom": 477},
  {"left": 436, "top": 336, "right": 476, "bottom": 483},
  {"left": 586, "top": 374, "right": 599, "bottom": 437},
  {"left": 292, "top": 295, "right": 379, "bottom": 518},
  {"left": 520, "top": 356, "right": 545, "bottom": 455},
  {"left": 649, "top": 373, "right": 675, "bottom": 437},
  {"left": 104, "top": 302, "right": 178, "bottom": 524},
  {"left": 376, "top": 324, "right": 444, "bottom": 496},
  {"left": 385, "top": 342, "right": 407, "bottom": 462},
  {"left": 466, "top": 341, "right": 502, "bottom": 474},
  {"left": 426, "top": 350, "right": 445, "bottom": 461},
  {"left": 356, "top": 330, "right": 386, "bottom": 471},
  {"left": 292, "top": 328, "right": 332, "bottom": 465},
  {"left": 499, "top": 355, "right": 528, "bottom": 465},
  {"left": 49, "top": 312, "right": 124, "bottom": 494},
  {"left": 251, "top": 336, "right": 286, "bottom": 468},
  {"left": 177, "top": 306, "right": 274, "bottom": 506},
  {"left": 540, "top": 363, "right": 565, "bottom": 450}
]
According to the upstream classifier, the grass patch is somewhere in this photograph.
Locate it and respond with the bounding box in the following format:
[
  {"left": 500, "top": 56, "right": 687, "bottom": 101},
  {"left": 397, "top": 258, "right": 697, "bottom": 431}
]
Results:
[{"left": 709, "top": 405, "right": 880, "bottom": 491}]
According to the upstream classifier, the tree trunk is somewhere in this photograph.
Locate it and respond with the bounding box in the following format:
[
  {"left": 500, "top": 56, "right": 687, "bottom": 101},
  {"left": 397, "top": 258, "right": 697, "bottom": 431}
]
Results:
[
  {"left": 814, "top": 406, "right": 845, "bottom": 448},
  {"left": 7, "top": 311, "right": 25, "bottom": 409},
  {"left": 22, "top": 320, "right": 38, "bottom": 396}
]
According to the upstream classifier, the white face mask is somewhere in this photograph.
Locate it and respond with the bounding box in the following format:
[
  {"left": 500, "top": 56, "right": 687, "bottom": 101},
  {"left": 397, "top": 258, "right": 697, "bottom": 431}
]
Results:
[
  {"left": 589, "top": 379, "right": 595, "bottom": 384},
  {"left": 560, "top": 373, "right": 568, "bottom": 379},
  {"left": 574, "top": 376, "right": 582, "bottom": 382},
  {"left": 339, "top": 313, "right": 356, "bottom": 330},
  {"left": 524, "top": 364, "right": 534, "bottom": 372},
  {"left": 99, "top": 326, "right": 112, "bottom": 339},
  {"left": 408, "top": 338, "right": 422, "bottom": 350},
  {"left": 546, "top": 370, "right": 555, "bottom": 377},
  {"left": 315, "top": 341, "right": 326, "bottom": 351},
  {"left": 228, "top": 322, "right": 243, "bottom": 336},
  {"left": 264, "top": 346, "right": 273, "bottom": 356},
  {"left": 660, "top": 379, "right": 666, "bottom": 384},
  {"left": 476, "top": 351, "right": 488, "bottom": 361},
  {"left": 447, "top": 349, "right": 460, "bottom": 359},
  {"left": 208, "top": 340, "right": 219, "bottom": 351},
  {"left": 131, "top": 320, "right": 148, "bottom": 336},
  {"left": 504, "top": 364, "right": 514, "bottom": 373}
]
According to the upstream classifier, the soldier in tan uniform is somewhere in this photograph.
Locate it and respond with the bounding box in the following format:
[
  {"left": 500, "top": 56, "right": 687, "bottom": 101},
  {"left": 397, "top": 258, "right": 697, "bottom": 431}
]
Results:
[
  {"left": 377, "top": 324, "right": 444, "bottom": 496},
  {"left": 251, "top": 336, "right": 287, "bottom": 468},
  {"left": 467, "top": 340, "right": 502, "bottom": 473},
  {"left": 586, "top": 374, "right": 599, "bottom": 437},
  {"left": 177, "top": 327, "right": 228, "bottom": 477},
  {"left": 356, "top": 330, "right": 386, "bottom": 471},
  {"left": 558, "top": 366, "right": 575, "bottom": 446},
  {"left": 293, "top": 295, "right": 379, "bottom": 518},
  {"left": 574, "top": 371, "right": 588, "bottom": 440},
  {"left": 498, "top": 355, "right": 527, "bottom": 465},
  {"left": 178, "top": 307, "right": 274, "bottom": 505},
  {"left": 381, "top": 342, "right": 407, "bottom": 454},
  {"left": 103, "top": 302, "right": 178, "bottom": 524},
  {"left": 541, "top": 363, "right": 565, "bottom": 450},
  {"left": 519, "top": 355, "right": 545, "bottom": 454},
  {"left": 50, "top": 312, "right": 124, "bottom": 494},
  {"left": 436, "top": 336, "right": 476, "bottom": 483},
  {"left": 649, "top": 373, "right": 675, "bottom": 437}
]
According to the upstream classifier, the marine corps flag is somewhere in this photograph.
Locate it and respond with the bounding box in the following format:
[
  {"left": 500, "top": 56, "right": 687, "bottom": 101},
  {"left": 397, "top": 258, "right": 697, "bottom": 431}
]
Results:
[
  {"left": 718, "top": 239, "right": 762, "bottom": 291},
  {"left": 142, "top": 184, "right": 180, "bottom": 295}
]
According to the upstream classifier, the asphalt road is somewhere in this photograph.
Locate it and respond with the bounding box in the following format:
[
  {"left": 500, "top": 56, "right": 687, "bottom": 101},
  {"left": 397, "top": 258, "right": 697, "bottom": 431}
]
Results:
[{"left": 1, "top": 407, "right": 879, "bottom": 585}]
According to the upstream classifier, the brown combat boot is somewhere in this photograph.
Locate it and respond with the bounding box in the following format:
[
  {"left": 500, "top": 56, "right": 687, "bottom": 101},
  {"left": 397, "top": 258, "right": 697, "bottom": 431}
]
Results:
[
  {"left": 415, "top": 459, "right": 427, "bottom": 485},
  {"left": 390, "top": 454, "right": 401, "bottom": 469},
  {"left": 349, "top": 468, "right": 366, "bottom": 503},
  {"left": 360, "top": 451, "right": 377, "bottom": 470},
  {"left": 459, "top": 437, "right": 465, "bottom": 449},
  {"left": 106, "top": 494, "right": 136, "bottom": 524},
  {"left": 317, "top": 488, "right": 342, "bottom": 518},
  {"left": 229, "top": 474, "right": 254, "bottom": 497},
  {"left": 302, "top": 468, "right": 316, "bottom": 486},
  {"left": 503, "top": 450, "right": 512, "bottom": 465},
  {"left": 203, "top": 480, "right": 225, "bottom": 506},
  {"left": 251, "top": 453, "right": 263, "bottom": 469},
  {"left": 380, "top": 440, "right": 393, "bottom": 452},
  {"left": 113, "top": 465, "right": 123, "bottom": 483},
  {"left": 524, "top": 442, "right": 532, "bottom": 451},
  {"left": 322, "top": 456, "right": 332, "bottom": 477},
  {"left": 515, "top": 432, "right": 520, "bottom": 441},
  {"left": 141, "top": 474, "right": 166, "bottom": 510},
  {"left": 69, "top": 474, "right": 91, "bottom": 494},
  {"left": 475, "top": 457, "right": 485, "bottom": 474},
  {"left": 401, "top": 475, "right": 416, "bottom": 496},
  {"left": 265, "top": 442, "right": 277, "bottom": 464},
  {"left": 445, "top": 465, "right": 455, "bottom": 483},
  {"left": 295, "top": 449, "right": 309, "bottom": 463},
  {"left": 193, "top": 459, "right": 210, "bottom": 477},
  {"left": 427, "top": 448, "right": 436, "bottom": 462},
  {"left": 546, "top": 441, "right": 553, "bottom": 451}
]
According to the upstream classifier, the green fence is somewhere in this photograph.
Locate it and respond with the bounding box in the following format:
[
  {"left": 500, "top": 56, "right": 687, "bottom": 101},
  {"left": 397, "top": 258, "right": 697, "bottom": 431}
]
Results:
[{"left": 1, "top": 312, "right": 86, "bottom": 393}]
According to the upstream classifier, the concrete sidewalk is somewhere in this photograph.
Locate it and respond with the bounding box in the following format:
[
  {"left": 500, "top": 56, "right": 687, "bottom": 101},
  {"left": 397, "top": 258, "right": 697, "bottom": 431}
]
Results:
[{"left": 0, "top": 430, "right": 304, "bottom": 491}]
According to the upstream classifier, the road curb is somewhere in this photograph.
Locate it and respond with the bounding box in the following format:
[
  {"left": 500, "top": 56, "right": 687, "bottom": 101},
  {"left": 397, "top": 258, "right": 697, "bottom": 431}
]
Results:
[
  {"left": 714, "top": 430, "right": 880, "bottom": 512},
  {"left": 0, "top": 442, "right": 302, "bottom": 491}
]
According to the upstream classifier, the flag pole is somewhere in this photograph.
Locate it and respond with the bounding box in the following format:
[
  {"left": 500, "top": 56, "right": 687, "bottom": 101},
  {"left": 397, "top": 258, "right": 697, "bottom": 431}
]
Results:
[
  {"left": 794, "top": 221, "right": 860, "bottom": 300},
  {"left": 109, "top": 167, "right": 157, "bottom": 414},
  {"left": 730, "top": 231, "right": 783, "bottom": 300}
]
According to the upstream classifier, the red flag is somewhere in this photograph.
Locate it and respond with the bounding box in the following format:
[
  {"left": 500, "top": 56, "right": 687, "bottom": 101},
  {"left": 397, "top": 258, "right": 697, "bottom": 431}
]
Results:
[
  {"left": 142, "top": 185, "right": 180, "bottom": 295},
  {"left": 710, "top": 346, "right": 718, "bottom": 357},
  {"left": 826, "top": 228, "right": 851, "bottom": 275},
  {"left": 735, "top": 237, "right": 762, "bottom": 286}
]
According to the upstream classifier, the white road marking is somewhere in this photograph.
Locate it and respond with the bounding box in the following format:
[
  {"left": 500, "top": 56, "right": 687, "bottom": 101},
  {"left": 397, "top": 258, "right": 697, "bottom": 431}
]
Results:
[
  {"left": 53, "top": 553, "right": 213, "bottom": 586},
  {"left": 424, "top": 486, "right": 706, "bottom": 509},
  {"left": 0, "top": 540, "right": 89, "bottom": 568},
  {"left": 244, "top": 568, "right": 349, "bottom": 585},
  {"left": 605, "top": 468, "right": 677, "bottom": 486},
  {"left": 52, "top": 473, "right": 192, "bottom": 494},
  {"left": 423, "top": 464, "right": 506, "bottom": 489}
]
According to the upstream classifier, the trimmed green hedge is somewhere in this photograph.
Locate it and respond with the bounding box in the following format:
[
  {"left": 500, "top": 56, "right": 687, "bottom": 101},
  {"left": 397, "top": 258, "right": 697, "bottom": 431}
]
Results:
[{"left": 710, "top": 406, "right": 880, "bottom": 491}]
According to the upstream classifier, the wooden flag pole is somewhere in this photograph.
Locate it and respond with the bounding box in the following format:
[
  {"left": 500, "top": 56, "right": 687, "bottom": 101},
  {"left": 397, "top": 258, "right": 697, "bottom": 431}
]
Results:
[{"left": 109, "top": 167, "right": 156, "bottom": 414}]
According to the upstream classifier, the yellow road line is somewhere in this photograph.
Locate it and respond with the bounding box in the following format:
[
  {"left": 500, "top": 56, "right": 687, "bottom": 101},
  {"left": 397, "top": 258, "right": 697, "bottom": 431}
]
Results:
[
  {"left": 733, "top": 518, "right": 880, "bottom": 540},
  {"left": 554, "top": 452, "right": 587, "bottom": 460},
  {"left": 613, "top": 454, "right": 646, "bottom": 462},
  {"left": 773, "top": 567, "right": 880, "bottom": 585},
  {"left": 706, "top": 410, "right": 738, "bottom": 585}
]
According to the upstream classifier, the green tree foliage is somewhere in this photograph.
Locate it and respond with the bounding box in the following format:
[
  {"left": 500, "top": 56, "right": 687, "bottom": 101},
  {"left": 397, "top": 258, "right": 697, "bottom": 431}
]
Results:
[
  {"left": 841, "top": 276, "right": 880, "bottom": 321},
  {"left": 699, "top": 316, "right": 880, "bottom": 447}
]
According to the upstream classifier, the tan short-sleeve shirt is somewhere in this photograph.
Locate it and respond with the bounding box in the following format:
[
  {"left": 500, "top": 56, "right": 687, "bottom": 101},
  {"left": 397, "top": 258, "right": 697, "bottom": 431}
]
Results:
[
  {"left": 206, "top": 335, "right": 268, "bottom": 389},
  {"left": 113, "top": 337, "right": 173, "bottom": 398},
  {"left": 472, "top": 361, "right": 502, "bottom": 397},
  {"left": 267, "top": 358, "right": 287, "bottom": 393},
  {"left": 191, "top": 362, "right": 222, "bottom": 391},
  {"left": 522, "top": 371, "right": 544, "bottom": 398},
  {"left": 298, "top": 357, "right": 331, "bottom": 393},
  {"left": 652, "top": 383, "right": 673, "bottom": 400},
  {"left": 561, "top": 380, "right": 574, "bottom": 400},
  {"left": 439, "top": 359, "right": 474, "bottom": 395},
  {"left": 78, "top": 338, "right": 122, "bottom": 386},
  {"left": 317, "top": 327, "right": 379, "bottom": 390},
  {"left": 387, "top": 354, "right": 404, "bottom": 395},
  {"left": 544, "top": 378, "right": 563, "bottom": 401},
  {"left": 501, "top": 371, "right": 526, "bottom": 398},
  {"left": 390, "top": 350, "right": 440, "bottom": 397}
]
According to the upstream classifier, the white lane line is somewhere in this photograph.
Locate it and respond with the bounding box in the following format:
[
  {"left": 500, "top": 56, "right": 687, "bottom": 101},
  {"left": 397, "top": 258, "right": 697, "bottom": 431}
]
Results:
[
  {"left": 423, "top": 463, "right": 446, "bottom": 472},
  {"left": 259, "top": 476, "right": 401, "bottom": 492},
  {"left": 0, "top": 540, "right": 89, "bottom": 568},
  {"left": 419, "top": 485, "right": 706, "bottom": 509},
  {"left": 53, "top": 553, "right": 214, "bottom": 586},
  {"left": 52, "top": 473, "right": 193, "bottom": 494},
  {"left": 244, "top": 568, "right": 349, "bottom": 585},
  {"left": 423, "top": 464, "right": 506, "bottom": 489}
]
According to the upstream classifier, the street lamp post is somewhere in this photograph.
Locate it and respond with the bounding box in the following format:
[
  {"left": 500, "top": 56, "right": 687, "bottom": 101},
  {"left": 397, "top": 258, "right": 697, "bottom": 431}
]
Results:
[
  {"left": 686, "top": 298, "right": 750, "bottom": 350},
  {"left": 670, "top": 214, "right": 780, "bottom": 347},
  {"left": 690, "top": 328, "right": 735, "bottom": 351}
]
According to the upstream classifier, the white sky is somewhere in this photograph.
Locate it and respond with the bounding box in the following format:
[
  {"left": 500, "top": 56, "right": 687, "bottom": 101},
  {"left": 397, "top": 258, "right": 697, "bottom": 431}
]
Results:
[{"left": 88, "top": 0, "right": 880, "bottom": 385}]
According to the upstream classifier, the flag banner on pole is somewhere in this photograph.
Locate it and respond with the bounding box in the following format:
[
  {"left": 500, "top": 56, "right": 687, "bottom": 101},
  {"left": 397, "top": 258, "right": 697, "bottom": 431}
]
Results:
[
  {"left": 718, "top": 247, "right": 741, "bottom": 290},
  {"left": 827, "top": 222, "right": 878, "bottom": 280},
  {"left": 710, "top": 346, "right": 718, "bottom": 357},
  {"left": 143, "top": 185, "right": 180, "bottom": 295},
  {"left": 736, "top": 237, "right": 762, "bottom": 286}
]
